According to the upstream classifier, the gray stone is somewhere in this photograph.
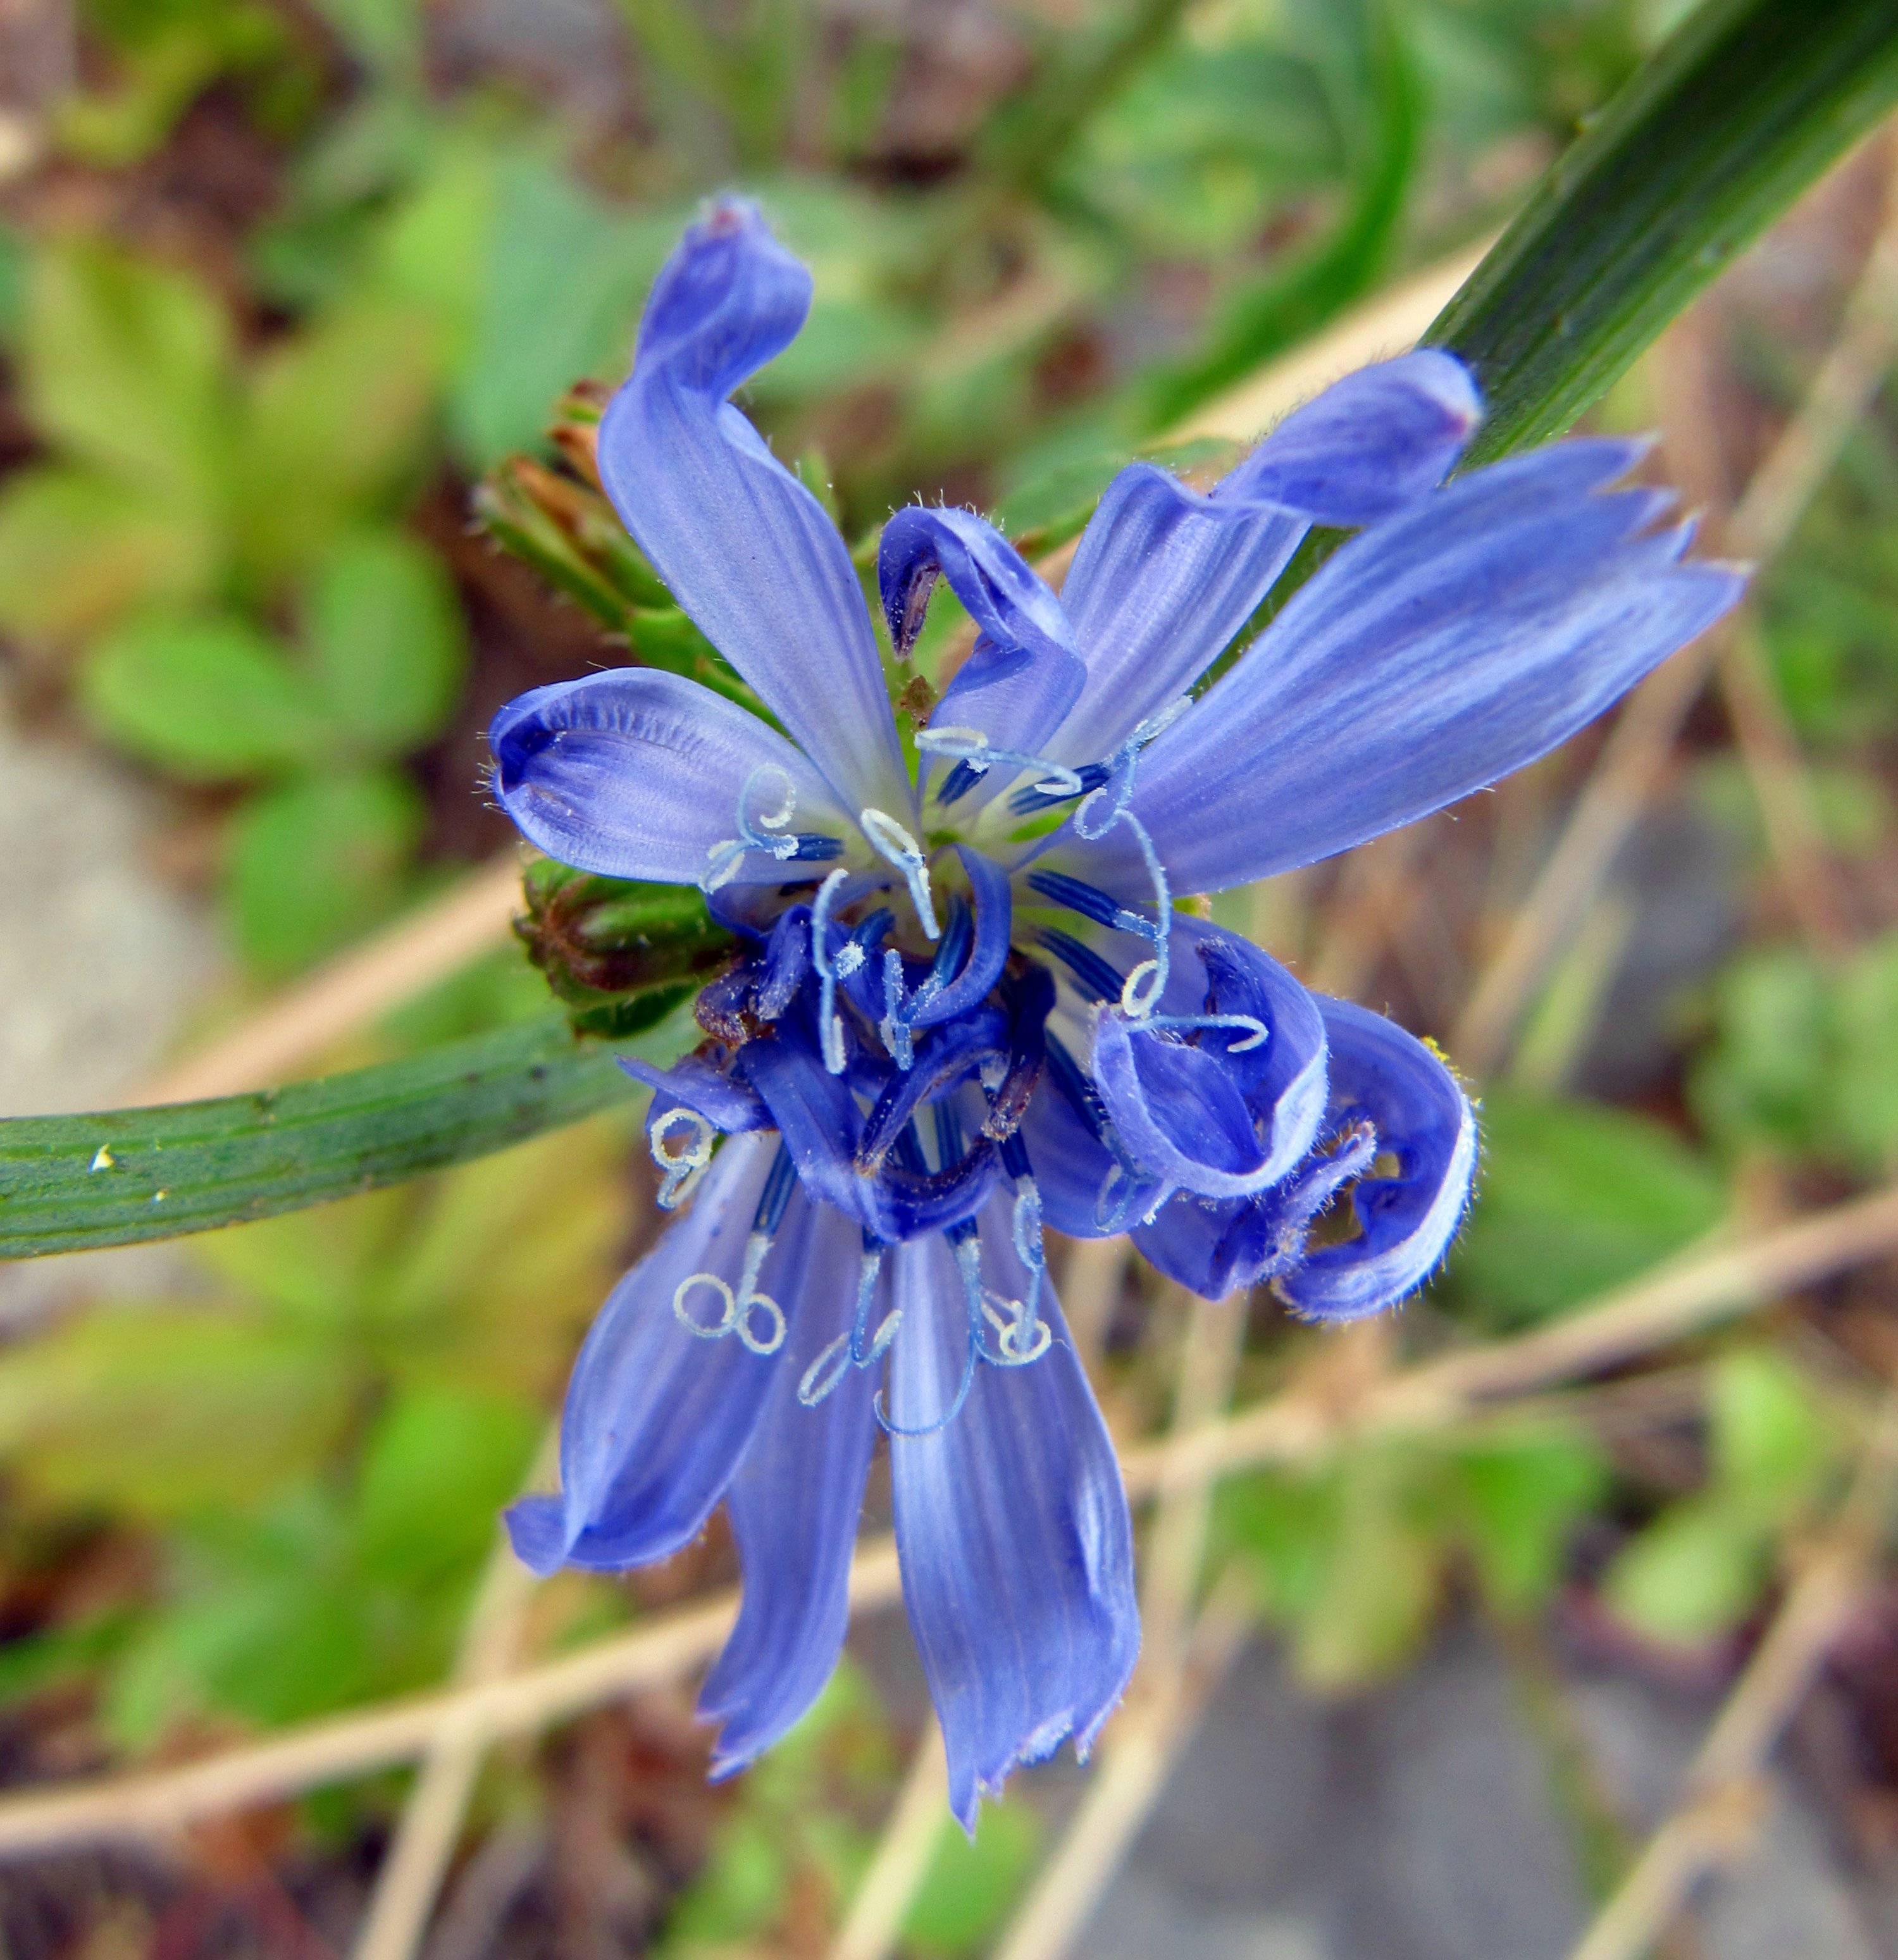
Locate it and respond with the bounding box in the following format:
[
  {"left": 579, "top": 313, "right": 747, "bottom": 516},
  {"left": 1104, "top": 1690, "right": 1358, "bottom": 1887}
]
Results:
[{"left": 1084, "top": 1627, "right": 1591, "bottom": 1960}]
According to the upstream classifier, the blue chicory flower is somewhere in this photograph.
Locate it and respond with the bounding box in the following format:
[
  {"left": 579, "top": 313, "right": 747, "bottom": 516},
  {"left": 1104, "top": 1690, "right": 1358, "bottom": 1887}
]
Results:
[{"left": 488, "top": 199, "right": 1743, "bottom": 1826}]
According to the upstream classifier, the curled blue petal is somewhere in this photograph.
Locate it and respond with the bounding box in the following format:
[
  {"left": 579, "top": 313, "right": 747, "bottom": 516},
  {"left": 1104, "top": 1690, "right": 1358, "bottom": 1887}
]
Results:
[
  {"left": 888, "top": 1203, "right": 1138, "bottom": 1830},
  {"left": 1053, "top": 352, "right": 1482, "bottom": 764},
  {"left": 1217, "top": 349, "right": 1480, "bottom": 527},
  {"left": 1127, "top": 440, "right": 1745, "bottom": 891},
  {"left": 490, "top": 668, "right": 843, "bottom": 886},
  {"left": 1133, "top": 1124, "right": 1375, "bottom": 1299},
  {"left": 1088, "top": 922, "right": 1327, "bottom": 1201},
  {"left": 700, "top": 1199, "right": 881, "bottom": 1775},
  {"left": 1276, "top": 998, "right": 1477, "bottom": 1322},
  {"left": 598, "top": 199, "right": 907, "bottom": 814},
  {"left": 880, "top": 507, "right": 1085, "bottom": 790},
  {"left": 507, "top": 1134, "right": 783, "bottom": 1573},
  {"left": 741, "top": 1019, "right": 1001, "bottom": 1241}
]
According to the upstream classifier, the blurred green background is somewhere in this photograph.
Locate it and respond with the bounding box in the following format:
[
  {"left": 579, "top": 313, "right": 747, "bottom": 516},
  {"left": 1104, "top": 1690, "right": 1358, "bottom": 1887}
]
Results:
[{"left": 1, "top": 2, "right": 1897, "bottom": 1956}]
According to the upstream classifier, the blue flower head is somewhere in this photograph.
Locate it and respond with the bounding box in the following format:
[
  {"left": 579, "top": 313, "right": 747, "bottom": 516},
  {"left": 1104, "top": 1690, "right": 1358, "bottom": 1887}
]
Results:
[{"left": 488, "top": 198, "right": 1742, "bottom": 1827}]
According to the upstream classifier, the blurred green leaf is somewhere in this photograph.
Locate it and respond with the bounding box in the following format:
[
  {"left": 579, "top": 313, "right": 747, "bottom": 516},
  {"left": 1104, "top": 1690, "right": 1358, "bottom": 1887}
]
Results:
[
  {"left": 0, "top": 468, "right": 213, "bottom": 641},
  {"left": 1443, "top": 1422, "right": 1608, "bottom": 1616},
  {"left": 304, "top": 530, "right": 468, "bottom": 755},
  {"left": 1692, "top": 933, "right": 1898, "bottom": 1174},
  {"left": 0, "top": 1309, "right": 353, "bottom": 1522},
  {"left": 236, "top": 301, "right": 442, "bottom": 585},
  {"left": 22, "top": 238, "right": 232, "bottom": 512},
  {"left": 227, "top": 769, "right": 426, "bottom": 972},
  {"left": 62, "top": 0, "right": 294, "bottom": 166},
  {"left": 1708, "top": 1349, "right": 1838, "bottom": 1523},
  {"left": 352, "top": 1385, "right": 537, "bottom": 1585},
  {"left": 1443, "top": 1088, "right": 1724, "bottom": 1328},
  {"left": 0, "top": 223, "right": 25, "bottom": 344},
  {"left": 452, "top": 159, "right": 676, "bottom": 466},
  {"left": 1603, "top": 1496, "right": 1764, "bottom": 1646},
  {"left": 82, "top": 612, "right": 332, "bottom": 782},
  {"left": 1602, "top": 1349, "right": 1841, "bottom": 1645},
  {"left": 904, "top": 1801, "right": 1042, "bottom": 1957},
  {"left": 1134, "top": 0, "right": 1419, "bottom": 430},
  {"left": 666, "top": 1810, "right": 790, "bottom": 1945}
]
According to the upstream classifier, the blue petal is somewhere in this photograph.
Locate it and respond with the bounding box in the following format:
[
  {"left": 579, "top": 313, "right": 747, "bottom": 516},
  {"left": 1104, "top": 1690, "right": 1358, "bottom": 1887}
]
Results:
[
  {"left": 1016, "top": 1068, "right": 1132, "bottom": 1237},
  {"left": 889, "top": 1208, "right": 1139, "bottom": 1830},
  {"left": 490, "top": 667, "right": 843, "bottom": 885},
  {"left": 1134, "top": 1125, "right": 1375, "bottom": 1299},
  {"left": 506, "top": 1134, "right": 781, "bottom": 1573},
  {"left": 700, "top": 1198, "right": 880, "bottom": 1775},
  {"left": 1277, "top": 998, "right": 1477, "bottom": 1322},
  {"left": 597, "top": 199, "right": 908, "bottom": 814},
  {"left": 622, "top": 1051, "right": 769, "bottom": 1132},
  {"left": 879, "top": 507, "right": 1085, "bottom": 787},
  {"left": 905, "top": 847, "right": 1013, "bottom": 1029},
  {"left": 1127, "top": 440, "right": 1745, "bottom": 892},
  {"left": 1217, "top": 349, "right": 1480, "bottom": 527},
  {"left": 1051, "top": 352, "right": 1481, "bottom": 766},
  {"left": 1089, "top": 924, "right": 1327, "bottom": 1201},
  {"left": 741, "top": 1020, "right": 1001, "bottom": 1240}
]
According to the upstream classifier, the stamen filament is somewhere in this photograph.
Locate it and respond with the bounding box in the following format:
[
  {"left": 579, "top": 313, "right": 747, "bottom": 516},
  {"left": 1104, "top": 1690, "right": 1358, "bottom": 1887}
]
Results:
[
  {"left": 860, "top": 807, "right": 940, "bottom": 941},
  {"left": 649, "top": 1106, "right": 714, "bottom": 1209}
]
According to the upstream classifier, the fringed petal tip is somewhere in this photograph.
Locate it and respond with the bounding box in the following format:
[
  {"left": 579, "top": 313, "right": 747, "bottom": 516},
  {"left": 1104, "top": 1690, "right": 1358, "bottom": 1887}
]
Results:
[
  {"left": 1274, "top": 998, "right": 1479, "bottom": 1323},
  {"left": 890, "top": 1216, "right": 1139, "bottom": 1834}
]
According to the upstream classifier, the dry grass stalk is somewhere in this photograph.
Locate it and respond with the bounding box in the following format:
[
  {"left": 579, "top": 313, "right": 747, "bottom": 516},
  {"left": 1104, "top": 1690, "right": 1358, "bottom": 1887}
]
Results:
[
  {"left": 988, "top": 1571, "right": 1258, "bottom": 1960},
  {"left": 347, "top": 1432, "right": 556, "bottom": 1960}
]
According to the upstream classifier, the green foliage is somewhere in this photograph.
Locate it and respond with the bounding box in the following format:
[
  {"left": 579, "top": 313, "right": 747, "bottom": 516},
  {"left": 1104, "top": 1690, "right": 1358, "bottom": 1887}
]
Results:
[
  {"left": 1132, "top": 0, "right": 1422, "bottom": 430},
  {"left": 303, "top": 531, "right": 468, "bottom": 755},
  {"left": 64, "top": 0, "right": 311, "bottom": 165},
  {"left": 1603, "top": 1349, "right": 1842, "bottom": 1644},
  {"left": 82, "top": 614, "right": 335, "bottom": 781},
  {"left": 1442, "top": 1088, "right": 1725, "bottom": 1329},
  {"left": 228, "top": 771, "right": 428, "bottom": 973},
  {"left": 1215, "top": 1420, "right": 1608, "bottom": 1687},
  {"left": 1691, "top": 933, "right": 1898, "bottom": 1174}
]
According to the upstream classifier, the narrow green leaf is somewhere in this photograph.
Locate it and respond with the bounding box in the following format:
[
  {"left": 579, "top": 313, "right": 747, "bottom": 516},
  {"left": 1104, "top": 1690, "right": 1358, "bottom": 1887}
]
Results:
[
  {"left": 1430, "top": 0, "right": 1898, "bottom": 465},
  {"left": 0, "top": 1012, "right": 686, "bottom": 1260}
]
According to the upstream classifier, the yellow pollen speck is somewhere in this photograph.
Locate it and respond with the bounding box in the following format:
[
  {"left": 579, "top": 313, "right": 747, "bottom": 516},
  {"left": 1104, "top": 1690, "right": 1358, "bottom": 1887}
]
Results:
[{"left": 89, "top": 1146, "right": 115, "bottom": 1171}]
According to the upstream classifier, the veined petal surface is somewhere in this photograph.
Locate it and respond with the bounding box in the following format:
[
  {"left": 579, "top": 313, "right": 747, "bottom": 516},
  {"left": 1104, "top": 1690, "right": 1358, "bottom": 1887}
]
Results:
[
  {"left": 597, "top": 199, "right": 907, "bottom": 814},
  {"left": 490, "top": 667, "right": 843, "bottom": 886},
  {"left": 1052, "top": 352, "right": 1480, "bottom": 764},
  {"left": 889, "top": 1207, "right": 1139, "bottom": 1829},
  {"left": 506, "top": 1134, "right": 781, "bottom": 1573},
  {"left": 700, "top": 1197, "right": 881, "bottom": 1774},
  {"left": 1127, "top": 441, "right": 1744, "bottom": 891}
]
